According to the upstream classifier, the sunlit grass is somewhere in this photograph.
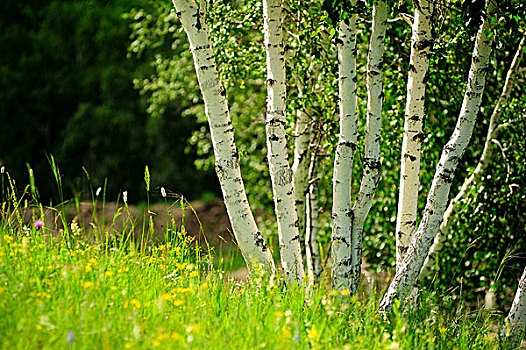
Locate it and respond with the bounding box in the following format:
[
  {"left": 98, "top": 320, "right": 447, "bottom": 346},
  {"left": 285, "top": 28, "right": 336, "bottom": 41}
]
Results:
[
  {"left": 0, "top": 219, "right": 503, "bottom": 349},
  {"left": 0, "top": 168, "right": 505, "bottom": 349}
]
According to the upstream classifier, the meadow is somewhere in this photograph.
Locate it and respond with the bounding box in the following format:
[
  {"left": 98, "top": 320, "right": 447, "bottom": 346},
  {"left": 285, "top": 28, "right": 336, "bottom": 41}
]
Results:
[{"left": 0, "top": 197, "right": 504, "bottom": 349}]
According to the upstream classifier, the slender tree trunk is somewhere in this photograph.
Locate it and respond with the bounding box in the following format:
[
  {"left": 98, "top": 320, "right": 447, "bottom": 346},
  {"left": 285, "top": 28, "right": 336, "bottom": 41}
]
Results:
[
  {"left": 306, "top": 151, "right": 321, "bottom": 282},
  {"left": 349, "top": 1, "right": 387, "bottom": 294},
  {"left": 379, "top": 1, "right": 494, "bottom": 313},
  {"left": 501, "top": 266, "right": 526, "bottom": 348},
  {"left": 291, "top": 36, "right": 325, "bottom": 273},
  {"left": 171, "top": 0, "right": 275, "bottom": 275},
  {"left": 292, "top": 103, "right": 311, "bottom": 247},
  {"left": 420, "top": 34, "right": 526, "bottom": 279},
  {"left": 331, "top": 7, "right": 359, "bottom": 292},
  {"left": 263, "top": 0, "right": 305, "bottom": 283},
  {"left": 331, "top": 1, "right": 387, "bottom": 293},
  {"left": 396, "top": 0, "right": 434, "bottom": 268}
]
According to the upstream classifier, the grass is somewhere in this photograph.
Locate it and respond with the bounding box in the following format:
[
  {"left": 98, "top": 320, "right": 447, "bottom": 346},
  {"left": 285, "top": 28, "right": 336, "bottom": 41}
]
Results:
[
  {"left": 0, "top": 170, "right": 509, "bottom": 349},
  {"left": 0, "top": 218, "right": 504, "bottom": 349}
]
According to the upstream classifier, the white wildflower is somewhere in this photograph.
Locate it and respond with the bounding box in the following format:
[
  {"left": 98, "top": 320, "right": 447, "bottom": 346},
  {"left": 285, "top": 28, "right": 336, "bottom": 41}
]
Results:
[
  {"left": 123, "top": 191, "right": 128, "bottom": 203},
  {"left": 70, "top": 219, "right": 81, "bottom": 237},
  {"left": 161, "top": 187, "right": 166, "bottom": 198},
  {"left": 96, "top": 187, "right": 102, "bottom": 196}
]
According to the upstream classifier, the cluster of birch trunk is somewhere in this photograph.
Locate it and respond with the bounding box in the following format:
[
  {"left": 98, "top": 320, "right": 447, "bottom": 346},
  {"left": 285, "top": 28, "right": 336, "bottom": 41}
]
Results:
[{"left": 170, "top": 0, "right": 525, "bottom": 345}]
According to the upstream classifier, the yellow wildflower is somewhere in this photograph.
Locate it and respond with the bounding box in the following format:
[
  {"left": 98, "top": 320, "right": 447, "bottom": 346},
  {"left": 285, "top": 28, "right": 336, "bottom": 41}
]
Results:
[
  {"left": 308, "top": 327, "right": 320, "bottom": 340},
  {"left": 130, "top": 299, "right": 141, "bottom": 309},
  {"left": 173, "top": 300, "right": 184, "bottom": 307},
  {"left": 83, "top": 281, "right": 94, "bottom": 289},
  {"left": 280, "top": 327, "right": 292, "bottom": 339},
  {"left": 427, "top": 336, "right": 436, "bottom": 343},
  {"left": 161, "top": 293, "right": 173, "bottom": 301},
  {"left": 158, "top": 333, "right": 169, "bottom": 340},
  {"left": 187, "top": 324, "right": 201, "bottom": 333}
]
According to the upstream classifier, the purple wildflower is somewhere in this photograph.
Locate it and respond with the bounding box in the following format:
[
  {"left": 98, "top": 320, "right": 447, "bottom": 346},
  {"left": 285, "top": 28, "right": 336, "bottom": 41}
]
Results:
[
  {"left": 67, "top": 330, "right": 74, "bottom": 344},
  {"left": 34, "top": 220, "right": 44, "bottom": 230},
  {"left": 294, "top": 328, "right": 300, "bottom": 343}
]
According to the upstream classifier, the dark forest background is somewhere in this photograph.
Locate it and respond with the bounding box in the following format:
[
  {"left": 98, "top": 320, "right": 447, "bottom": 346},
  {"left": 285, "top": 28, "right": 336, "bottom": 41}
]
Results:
[{"left": 0, "top": 0, "right": 220, "bottom": 204}]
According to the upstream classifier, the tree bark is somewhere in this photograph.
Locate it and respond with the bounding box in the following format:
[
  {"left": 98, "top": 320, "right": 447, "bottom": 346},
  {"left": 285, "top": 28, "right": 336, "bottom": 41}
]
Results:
[
  {"left": 420, "top": 33, "right": 526, "bottom": 279},
  {"left": 331, "top": 1, "right": 387, "bottom": 294},
  {"left": 501, "top": 266, "right": 526, "bottom": 348},
  {"left": 263, "top": 0, "right": 305, "bottom": 283},
  {"left": 349, "top": 0, "right": 387, "bottom": 294},
  {"left": 378, "top": 1, "right": 494, "bottom": 314},
  {"left": 292, "top": 105, "right": 311, "bottom": 249},
  {"left": 306, "top": 151, "right": 321, "bottom": 283},
  {"left": 396, "top": 0, "right": 434, "bottom": 268},
  {"left": 331, "top": 7, "right": 359, "bottom": 292},
  {"left": 172, "top": 0, "right": 275, "bottom": 275}
]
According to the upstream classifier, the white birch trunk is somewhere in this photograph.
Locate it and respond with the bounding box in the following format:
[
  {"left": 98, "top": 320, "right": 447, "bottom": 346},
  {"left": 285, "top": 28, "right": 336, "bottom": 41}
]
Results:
[
  {"left": 349, "top": 1, "right": 387, "bottom": 294},
  {"left": 331, "top": 8, "right": 359, "bottom": 292},
  {"left": 263, "top": 0, "right": 304, "bottom": 283},
  {"left": 501, "top": 267, "right": 526, "bottom": 348},
  {"left": 420, "top": 34, "right": 526, "bottom": 279},
  {"left": 396, "top": 0, "right": 434, "bottom": 268},
  {"left": 172, "top": 0, "right": 275, "bottom": 275},
  {"left": 292, "top": 105, "right": 311, "bottom": 245},
  {"left": 306, "top": 152, "right": 321, "bottom": 283},
  {"left": 331, "top": 1, "right": 387, "bottom": 293},
  {"left": 378, "top": 1, "right": 494, "bottom": 313}
]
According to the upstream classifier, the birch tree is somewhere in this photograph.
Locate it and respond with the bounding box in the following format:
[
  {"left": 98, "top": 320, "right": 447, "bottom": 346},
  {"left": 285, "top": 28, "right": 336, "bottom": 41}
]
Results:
[
  {"left": 306, "top": 150, "right": 321, "bottom": 281},
  {"left": 331, "top": 0, "right": 387, "bottom": 293},
  {"left": 395, "top": 0, "right": 434, "bottom": 268},
  {"left": 331, "top": 6, "right": 359, "bottom": 292},
  {"left": 501, "top": 266, "right": 526, "bottom": 349},
  {"left": 379, "top": 0, "right": 495, "bottom": 313},
  {"left": 286, "top": 3, "right": 331, "bottom": 281},
  {"left": 263, "top": 0, "right": 305, "bottom": 283},
  {"left": 171, "top": 0, "right": 275, "bottom": 275},
  {"left": 420, "top": 33, "right": 526, "bottom": 279},
  {"left": 292, "top": 104, "right": 311, "bottom": 247}
]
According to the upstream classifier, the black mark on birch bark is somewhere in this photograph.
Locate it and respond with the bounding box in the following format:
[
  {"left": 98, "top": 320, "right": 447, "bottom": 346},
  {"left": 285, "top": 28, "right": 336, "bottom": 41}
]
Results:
[{"left": 276, "top": 168, "right": 292, "bottom": 186}]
